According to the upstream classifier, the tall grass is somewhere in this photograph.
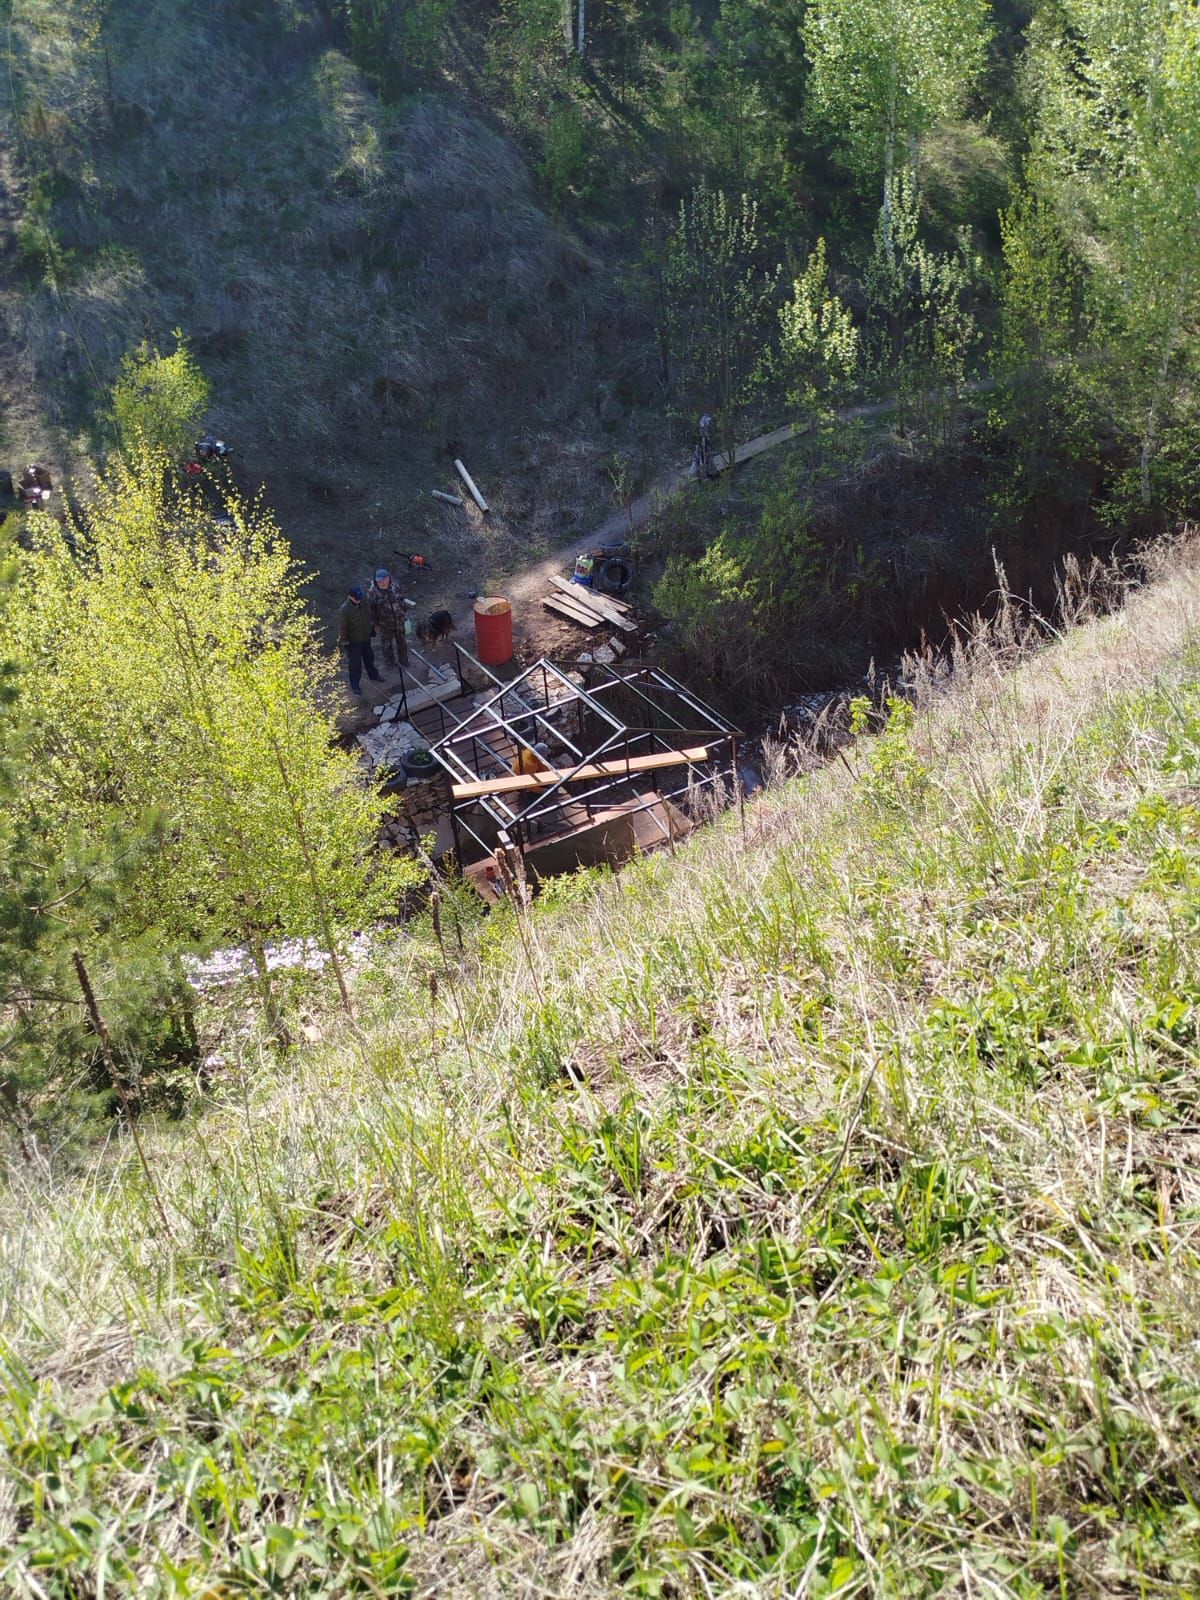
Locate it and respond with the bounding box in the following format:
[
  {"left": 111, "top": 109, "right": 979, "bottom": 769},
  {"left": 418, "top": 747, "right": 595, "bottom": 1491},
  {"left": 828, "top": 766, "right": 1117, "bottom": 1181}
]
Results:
[{"left": 2, "top": 544, "right": 1200, "bottom": 1593}]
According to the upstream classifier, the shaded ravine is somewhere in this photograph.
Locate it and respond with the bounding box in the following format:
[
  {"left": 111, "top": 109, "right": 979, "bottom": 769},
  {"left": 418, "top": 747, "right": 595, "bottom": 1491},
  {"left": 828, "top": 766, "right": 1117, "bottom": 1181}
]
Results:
[{"left": 476, "top": 379, "right": 998, "bottom": 628}]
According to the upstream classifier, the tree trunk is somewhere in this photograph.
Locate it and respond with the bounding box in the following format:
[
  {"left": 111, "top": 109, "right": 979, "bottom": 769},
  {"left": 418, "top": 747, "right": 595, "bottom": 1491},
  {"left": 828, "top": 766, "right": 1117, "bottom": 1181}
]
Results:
[
  {"left": 73, "top": 949, "right": 174, "bottom": 1239},
  {"left": 577, "top": 0, "right": 585, "bottom": 55}
]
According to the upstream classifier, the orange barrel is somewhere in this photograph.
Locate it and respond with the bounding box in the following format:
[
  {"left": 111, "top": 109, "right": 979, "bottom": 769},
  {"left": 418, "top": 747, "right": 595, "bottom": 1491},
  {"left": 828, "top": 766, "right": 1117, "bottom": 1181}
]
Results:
[{"left": 473, "top": 596, "right": 513, "bottom": 666}]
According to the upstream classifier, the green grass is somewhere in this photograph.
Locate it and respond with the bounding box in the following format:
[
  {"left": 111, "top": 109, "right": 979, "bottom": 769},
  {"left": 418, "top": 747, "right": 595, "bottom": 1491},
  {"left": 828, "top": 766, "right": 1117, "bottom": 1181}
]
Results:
[{"left": 3, "top": 551, "right": 1200, "bottom": 1594}]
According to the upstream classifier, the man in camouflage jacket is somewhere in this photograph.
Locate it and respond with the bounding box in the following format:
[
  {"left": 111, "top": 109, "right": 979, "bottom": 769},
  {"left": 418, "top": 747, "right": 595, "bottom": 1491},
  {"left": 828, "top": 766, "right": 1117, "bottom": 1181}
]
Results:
[{"left": 367, "top": 567, "right": 409, "bottom": 672}]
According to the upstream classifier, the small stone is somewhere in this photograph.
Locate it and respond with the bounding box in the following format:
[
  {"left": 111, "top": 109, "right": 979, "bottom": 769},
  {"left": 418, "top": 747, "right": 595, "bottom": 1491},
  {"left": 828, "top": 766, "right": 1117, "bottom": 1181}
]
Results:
[{"left": 593, "top": 645, "right": 616, "bottom": 665}]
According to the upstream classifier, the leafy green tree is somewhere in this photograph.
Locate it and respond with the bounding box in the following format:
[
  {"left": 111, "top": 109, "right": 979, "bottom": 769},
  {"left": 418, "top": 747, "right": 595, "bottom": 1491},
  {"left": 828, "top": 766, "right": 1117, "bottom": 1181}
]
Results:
[
  {"left": 803, "top": 0, "right": 992, "bottom": 219},
  {"left": 653, "top": 463, "right": 881, "bottom": 705},
  {"left": 1027, "top": 0, "right": 1200, "bottom": 511},
  {"left": 862, "top": 171, "right": 981, "bottom": 439},
  {"left": 0, "top": 539, "right": 190, "bottom": 1161},
  {"left": 991, "top": 187, "right": 1094, "bottom": 506},
  {"left": 334, "top": 0, "right": 456, "bottom": 95},
  {"left": 664, "top": 181, "right": 781, "bottom": 452},
  {"left": 1, "top": 454, "right": 413, "bottom": 1033},
  {"left": 110, "top": 333, "right": 210, "bottom": 462},
  {"left": 777, "top": 237, "right": 858, "bottom": 417}
]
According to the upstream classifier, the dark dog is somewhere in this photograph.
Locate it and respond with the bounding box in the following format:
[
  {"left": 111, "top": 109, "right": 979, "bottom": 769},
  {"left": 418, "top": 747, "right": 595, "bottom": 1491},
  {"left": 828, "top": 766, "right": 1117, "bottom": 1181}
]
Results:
[{"left": 417, "top": 609, "right": 456, "bottom": 646}]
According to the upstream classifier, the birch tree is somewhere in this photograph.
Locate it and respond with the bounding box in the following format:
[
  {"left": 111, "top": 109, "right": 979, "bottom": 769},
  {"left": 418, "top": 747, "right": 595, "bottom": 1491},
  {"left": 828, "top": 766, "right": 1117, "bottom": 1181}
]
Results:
[
  {"left": 0, "top": 542, "right": 186, "bottom": 1157},
  {"left": 110, "top": 334, "right": 210, "bottom": 462},
  {"left": 803, "top": 0, "right": 992, "bottom": 222},
  {"left": 777, "top": 238, "right": 858, "bottom": 417}
]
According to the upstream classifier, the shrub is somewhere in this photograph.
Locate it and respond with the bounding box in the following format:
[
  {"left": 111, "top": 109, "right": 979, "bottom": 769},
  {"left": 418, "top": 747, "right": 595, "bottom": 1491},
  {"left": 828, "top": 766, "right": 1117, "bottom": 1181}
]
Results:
[
  {"left": 110, "top": 333, "right": 210, "bottom": 462},
  {"left": 652, "top": 466, "right": 881, "bottom": 709}
]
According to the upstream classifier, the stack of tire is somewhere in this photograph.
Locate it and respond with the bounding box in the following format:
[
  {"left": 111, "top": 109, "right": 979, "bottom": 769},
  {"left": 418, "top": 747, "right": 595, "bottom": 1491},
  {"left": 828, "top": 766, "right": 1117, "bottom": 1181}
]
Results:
[{"left": 587, "top": 542, "right": 634, "bottom": 597}]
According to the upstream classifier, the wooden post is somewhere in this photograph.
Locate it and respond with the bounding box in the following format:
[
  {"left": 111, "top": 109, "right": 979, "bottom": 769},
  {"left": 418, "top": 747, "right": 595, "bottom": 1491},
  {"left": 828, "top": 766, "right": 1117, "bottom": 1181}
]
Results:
[{"left": 732, "top": 737, "right": 747, "bottom": 841}]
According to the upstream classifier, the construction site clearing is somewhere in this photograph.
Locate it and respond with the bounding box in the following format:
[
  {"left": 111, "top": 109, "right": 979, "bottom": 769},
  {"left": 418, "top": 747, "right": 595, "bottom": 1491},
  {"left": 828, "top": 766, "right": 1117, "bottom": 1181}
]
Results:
[{"left": 357, "top": 640, "right": 739, "bottom": 904}]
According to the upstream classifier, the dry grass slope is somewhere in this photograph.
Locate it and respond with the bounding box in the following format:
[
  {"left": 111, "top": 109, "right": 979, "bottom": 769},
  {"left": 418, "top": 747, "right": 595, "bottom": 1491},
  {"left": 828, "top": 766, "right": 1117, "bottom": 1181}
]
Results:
[
  {"left": 2, "top": 0, "right": 669, "bottom": 619},
  {"left": 2, "top": 543, "right": 1200, "bottom": 1591}
]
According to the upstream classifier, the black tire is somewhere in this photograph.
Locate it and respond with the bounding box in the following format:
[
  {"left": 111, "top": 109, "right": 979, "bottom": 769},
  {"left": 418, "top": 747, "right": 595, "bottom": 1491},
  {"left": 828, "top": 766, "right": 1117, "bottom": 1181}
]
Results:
[
  {"left": 598, "top": 557, "right": 633, "bottom": 595},
  {"left": 402, "top": 747, "right": 436, "bottom": 778}
]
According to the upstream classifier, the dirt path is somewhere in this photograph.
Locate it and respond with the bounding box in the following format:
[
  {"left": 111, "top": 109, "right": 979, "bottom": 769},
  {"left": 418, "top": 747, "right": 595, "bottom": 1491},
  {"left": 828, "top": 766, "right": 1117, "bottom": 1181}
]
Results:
[{"left": 474, "top": 380, "right": 997, "bottom": 643}]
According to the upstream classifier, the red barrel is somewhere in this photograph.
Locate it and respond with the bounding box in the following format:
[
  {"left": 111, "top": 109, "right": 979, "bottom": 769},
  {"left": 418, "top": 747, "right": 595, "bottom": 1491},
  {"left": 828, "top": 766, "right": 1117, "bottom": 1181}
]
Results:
[{"left": 473, "top": 596, "right": 513, "bottom": 666}]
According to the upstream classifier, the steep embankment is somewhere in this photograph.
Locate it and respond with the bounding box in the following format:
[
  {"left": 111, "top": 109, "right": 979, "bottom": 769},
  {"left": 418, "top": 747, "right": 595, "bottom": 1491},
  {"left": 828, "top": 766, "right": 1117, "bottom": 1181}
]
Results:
[
  {"left": 3, "top": 543, "right": 1200, "bottom": 1593},
  {"left": 1, "top": 1, "right": 670, "bottom": 619}
]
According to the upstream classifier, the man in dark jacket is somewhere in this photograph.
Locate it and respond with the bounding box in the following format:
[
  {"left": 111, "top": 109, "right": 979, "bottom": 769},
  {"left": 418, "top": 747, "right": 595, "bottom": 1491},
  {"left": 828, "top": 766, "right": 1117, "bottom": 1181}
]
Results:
[{"left": 336, "top": 585, "right": 383, "bottom": 697}]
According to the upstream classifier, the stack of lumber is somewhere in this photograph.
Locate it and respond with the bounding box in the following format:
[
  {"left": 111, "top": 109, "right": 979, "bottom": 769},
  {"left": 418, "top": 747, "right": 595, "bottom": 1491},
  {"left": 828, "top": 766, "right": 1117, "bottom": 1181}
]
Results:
[{"left": 542, "top": 575, "right": 636, "bottom": 632}]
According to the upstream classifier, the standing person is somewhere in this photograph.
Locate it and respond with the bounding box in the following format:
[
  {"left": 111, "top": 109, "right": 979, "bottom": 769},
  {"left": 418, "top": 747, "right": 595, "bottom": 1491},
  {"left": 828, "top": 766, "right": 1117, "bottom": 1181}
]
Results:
[
  {"left": 693, "top": 414, "right": 718, "bottom": 480},
  {"left": 367, "top": 567, "right": 409, "bottom": 672},
  {"left": 336, "top": 584, "right": 383, "bottom": 698}
]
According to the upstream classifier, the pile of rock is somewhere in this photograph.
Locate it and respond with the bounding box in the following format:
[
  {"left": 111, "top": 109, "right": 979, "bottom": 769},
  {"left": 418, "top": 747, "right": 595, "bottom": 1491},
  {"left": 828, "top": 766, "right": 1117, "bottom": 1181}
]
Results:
[
  {"left": 357, "top": 716, "right": 426, "bottom": 771},
  {"left": 378, "top": 813, "right": 418, "bottom": 852},
  {"left": 185, "top": 930, "right": 378, "bottom": 990},
  {"left": 578, "top": 636, "right": 627, "bottom": 667},
  {"left": 398, "top": 778, "right": 443, "bottom": 835}
]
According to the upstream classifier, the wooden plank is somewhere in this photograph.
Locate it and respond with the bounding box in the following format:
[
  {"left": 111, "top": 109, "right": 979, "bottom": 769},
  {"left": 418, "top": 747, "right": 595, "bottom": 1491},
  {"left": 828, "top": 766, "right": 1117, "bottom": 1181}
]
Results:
[
  {"left": 463, "top": 859, "right": 507, "bottom": 906},
  {"left": 557, "top": 579, "right": 637, "bottom": 632},
  {"left": 454, "top": 458, "right": 489, "bottom": 514},
  {"left": 572, "top": 579, "right": 640, "bottom": 614},
  {"left": 451, "top": 745, "right": 710, "bottom": 800},
  {"left": 542, "top": 593, "right": 601, "bottom": 628},
  {"left": 550, "top": 579, "right": 614, "bottom": 620},
  {"left": 541, "top": 586, "right": 600, "bottom": 624},
  {"left": 548, "top": 575, "right": 636, "bottom": 632},
  {"left": 542, "top": 593, "right": 605, "bottom": 630}
]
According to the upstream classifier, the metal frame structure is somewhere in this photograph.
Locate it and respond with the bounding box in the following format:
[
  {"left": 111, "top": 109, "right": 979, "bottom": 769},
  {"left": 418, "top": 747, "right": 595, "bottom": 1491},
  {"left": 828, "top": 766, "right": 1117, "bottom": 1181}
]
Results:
[
  {"left": 378, "top": 645, "right": 462, "bottom": 726},
  {"left": 425, "top": 651, "right": 740, "bottom": 867}
]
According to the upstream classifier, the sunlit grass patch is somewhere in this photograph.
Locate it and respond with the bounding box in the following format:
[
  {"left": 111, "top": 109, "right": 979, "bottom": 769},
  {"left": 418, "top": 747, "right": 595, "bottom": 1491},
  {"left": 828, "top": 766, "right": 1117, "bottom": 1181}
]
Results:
[{"left": 3, "top": 550, "right": 1200, "bottom": 1592}]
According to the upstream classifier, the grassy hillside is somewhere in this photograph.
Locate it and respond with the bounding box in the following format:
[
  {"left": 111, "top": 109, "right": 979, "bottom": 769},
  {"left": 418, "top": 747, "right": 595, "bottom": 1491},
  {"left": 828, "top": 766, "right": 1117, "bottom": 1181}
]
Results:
[
  {"left": 3, "top": 544, "right": 1200, "bottom": 1594},
  {"left": 0, "top": 0, "right": 673, "bottom": 619}
]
